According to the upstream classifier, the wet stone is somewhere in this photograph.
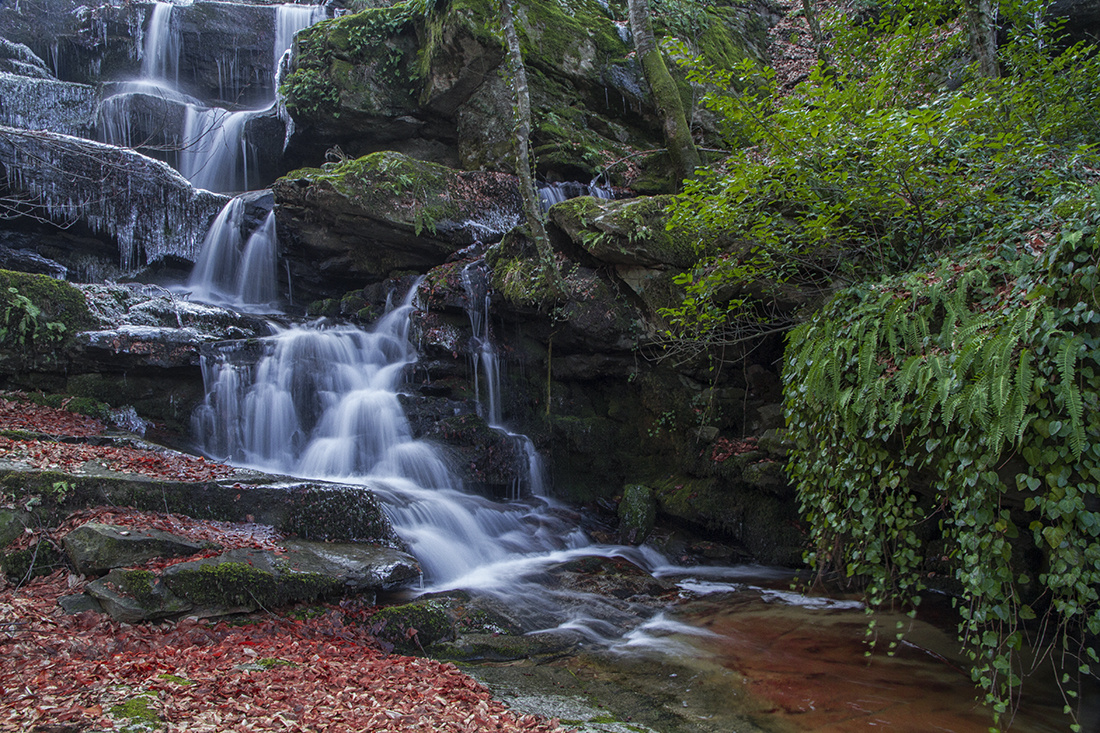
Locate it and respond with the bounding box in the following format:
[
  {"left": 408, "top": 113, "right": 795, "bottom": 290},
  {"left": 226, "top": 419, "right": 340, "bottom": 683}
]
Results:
[{"left": 64, "top": 521, "right": 204, "bottom": 576}]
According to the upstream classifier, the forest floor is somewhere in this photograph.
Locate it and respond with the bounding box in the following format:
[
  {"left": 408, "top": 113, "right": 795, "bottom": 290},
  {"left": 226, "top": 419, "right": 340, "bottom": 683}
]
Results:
[{"left": 0, "top": 394, "right": 568, "bottom": 733}]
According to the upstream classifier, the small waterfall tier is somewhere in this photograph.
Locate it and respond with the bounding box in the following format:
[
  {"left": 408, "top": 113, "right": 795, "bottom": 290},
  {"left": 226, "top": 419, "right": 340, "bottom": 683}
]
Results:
[
  {"left": 97, "top": 1, "right": 329, "bottom": 193},
  {"left": 187, "top": 193, "right": 279, "bottom": 308},
  {"left": 538, "top": 179, "right": 614, "bottom": 211},
  {"left": 460, "top": 259, "right": 546, "bottom": 498},
  {"left": 193, "top": 289, "right": 586, "bottom": 584}
]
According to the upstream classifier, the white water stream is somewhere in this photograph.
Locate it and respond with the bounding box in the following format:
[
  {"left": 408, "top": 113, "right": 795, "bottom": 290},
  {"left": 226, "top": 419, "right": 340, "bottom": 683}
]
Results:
[{"left": 99, "top": 1, "right": 327, "bottom": 193}]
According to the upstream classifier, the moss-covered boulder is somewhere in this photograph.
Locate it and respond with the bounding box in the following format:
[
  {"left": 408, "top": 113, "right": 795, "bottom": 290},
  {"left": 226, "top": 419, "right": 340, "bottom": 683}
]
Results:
[
  {"left": 274, "top": 151, "right": 522, "bottom": 293},
  {"left": 63, "top": 522, "right": 204, "bottom": 576},
  {"left": 550, "top": 195, "right": 696, "bottom": 268},
  {"left": 282, "top": 0, "right": 770, "bottom": 187},
  {"left": 86, "top": 568, "right": 193, "bottom": 623}
]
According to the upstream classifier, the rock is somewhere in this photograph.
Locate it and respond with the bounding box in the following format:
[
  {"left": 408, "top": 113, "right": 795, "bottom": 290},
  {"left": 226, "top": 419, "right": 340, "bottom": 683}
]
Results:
[
  {"left": 58, "top": 593, "right": 103, "bottom": 614},
  {"left": 422, "top": 413, "right": 527, "bottom": 494},
  {"left": 548, "top": 556, "right": 671, "bottom": 600},
  {"left": 0, "top": 73, "right": 99, "bottom": 136},
  {"left": 0, "top": 507, "right": 30, "bottom": 548},
  {"left": 158, "top": 546, "right": 407, "bottom": 616},
  {"left": 63, "top": 522, "right": 204, "bottom": 576},
  {"left": 617, "top": 484, "right": 656, "bottom": 546},
  {"left": 280, "top": 539, "right": 421, "bottom": 592},
  {"left": 1, "top": 540, "right": 65, "bottom": 581},
  {"left": 274, "top": 151, "right": 522, "bottom": 293},
  {"left": 0, "top": 38, "right": 52, "bottom": 79},
  {"left": 550, "top": 196, "right": 697, "bottom": 269},
  {"left": 0, "top": 0, "right": 145, "bottom": 85},
  {"left": 0, "top": 126, "right": 228, "bottom": 272},
  {"left": 0, "top": 468, "right": 408, "bottom": 550},
  {"left": 367, "top": 596, "right": 458, "bottom": 652},
  {"left": 87, "top": 568, "right": 193, "bottom": 623},
  {"left": 73, "top": 327, "right": 208, "bottom": 370}
]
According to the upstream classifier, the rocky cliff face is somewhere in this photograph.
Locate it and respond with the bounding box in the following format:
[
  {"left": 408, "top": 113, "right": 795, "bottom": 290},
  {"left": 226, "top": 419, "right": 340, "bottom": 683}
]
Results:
[{"left": 0, "top": 0, "right": 804, "bottom": 565}]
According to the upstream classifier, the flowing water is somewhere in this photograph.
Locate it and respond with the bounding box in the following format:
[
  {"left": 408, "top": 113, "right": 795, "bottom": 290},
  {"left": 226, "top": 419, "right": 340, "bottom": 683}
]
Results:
[
  {"left": 98, "top": 1, "right": 328, "bottom": 193},
  {"left": 187, "top": 275, "right": 1085, "bottom": 731}
]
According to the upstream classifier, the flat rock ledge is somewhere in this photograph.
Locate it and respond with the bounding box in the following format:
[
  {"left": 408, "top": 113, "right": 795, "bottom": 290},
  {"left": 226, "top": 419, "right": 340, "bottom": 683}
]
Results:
[
  {"left": 1, "top": 465, "right": 422, "bottom": 622},
  {"left": 84, "top": 541, "right": 420, "bottom": 623}
]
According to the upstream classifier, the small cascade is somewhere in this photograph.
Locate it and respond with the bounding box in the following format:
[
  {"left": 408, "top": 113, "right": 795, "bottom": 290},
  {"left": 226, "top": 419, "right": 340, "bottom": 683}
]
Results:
[
  {"left": 275, "top": 4, "right": 328, "bottom": 71},
  {"left": 180, "top": 106, "right": 257, "bottom": 193},
  {"left": 98, "top": 1, "right": 329, "bottom": 194},
  {"left": 193, "top": 288, "right": 585, "bottom": 584},
  {"left": 461, "top": 260, "right": 501, "bottom": 426},
  {"left": 187, "top": 196, "right": 278, "bottom": 307},
  {"left": 140, "top": 2, "right": 180, "bottom": 86},
  {"left": 538, "top": 179, "right": 614, "bottom": 211},
  {"left": 460, "top": 259, "right": 547, "bottom": 499}
]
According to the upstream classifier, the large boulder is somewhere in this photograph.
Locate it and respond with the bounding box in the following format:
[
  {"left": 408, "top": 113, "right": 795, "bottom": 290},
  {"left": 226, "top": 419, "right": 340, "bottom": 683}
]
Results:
[
  {"left": 64, "top": 521, "right": 204, "bottom": 575},
  {"left": 274, "top": 151, "right": 522, "bottom": 295},
  {"left": 283, "top": 0, "right": 771, "bottom": 186},
  {"left": 0, "top": 74, "right": 100, "bottom": 137}
]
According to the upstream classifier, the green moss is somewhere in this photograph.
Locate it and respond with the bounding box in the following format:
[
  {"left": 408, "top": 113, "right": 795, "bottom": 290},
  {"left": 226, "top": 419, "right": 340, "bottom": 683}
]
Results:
[
  {"left": 284, "top": 3, "right": 422, "bottom": 120},
  {"left": 20, "top": 392, "right": 111, "bottom": 421},
  {"left": 1, "top": 540, "right": 63, "bottom": 581},
  {"left": 164, "top": 561, "right": 340, "bottom": 609},
  {"left": 369, "top": 599, "right": 454, "bottom": 651},
  {"left": 109, "top": 694, "right": 161, "bottom": 730},
  {"left": 119, "top": 569, "right": 158, "bottom": 606},
  {"left": 157, "top": 673, "right": 192, "bottom": 685}
]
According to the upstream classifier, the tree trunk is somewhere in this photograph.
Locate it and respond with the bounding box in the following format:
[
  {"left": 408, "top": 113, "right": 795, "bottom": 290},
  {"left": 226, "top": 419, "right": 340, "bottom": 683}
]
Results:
[
  {"left": 627, "top": 0, "right": 700, "bottom": 188},
  {"left": 964, "top": 0, "right": 1000, "bottom": 78},
  {"left": 501, "top": 0, "right": 564, "bottom": 296},
  {"left": 801, "top": 0, "right": 829, "bottom": 66}
]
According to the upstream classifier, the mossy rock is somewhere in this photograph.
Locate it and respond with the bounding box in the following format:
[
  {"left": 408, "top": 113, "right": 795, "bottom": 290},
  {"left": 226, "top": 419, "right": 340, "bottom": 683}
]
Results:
[
  {"left": 0, "top": 269, "right": 95, "bottom": 370},
  {"left": 1, "top": 539, "right": 64, "bottom": 581},
  {"left": 275, "top": 151, "right": 521, "bottom": 284},
  {"left": 368, "top": 597, "right": 457, "bottom": 652},
  {"left": 86, "top": 568, "right": 193, "bottom": 623},
  {"left": 549, "top": 195, "right": 697, "bottom": 268},
  {"left": 162, "top": 551, "right": 342, "bottom": 612}
]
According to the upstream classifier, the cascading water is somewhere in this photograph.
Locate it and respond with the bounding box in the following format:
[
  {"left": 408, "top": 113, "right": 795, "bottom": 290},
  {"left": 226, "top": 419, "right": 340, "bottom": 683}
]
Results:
[
  {"left": 460, "top": 259, "right": 546, "bottom": 499},
  {"left": 179, "top": 106, "right": 256, "bottom": 193},
  {"left": 99, "top": 1, "right": 329, "bottom": 194},
  {"left": 187, "top": 196, "right": 278, "bottom": 307},
  {"left": 193, "top": 287, "right": 588, "bottom": 585},
  {"left": 140, "top": 2, "right": 179, "bottom": 85},
  {"left": 538, "top": 179, "right": 614, "bottom": 211}
]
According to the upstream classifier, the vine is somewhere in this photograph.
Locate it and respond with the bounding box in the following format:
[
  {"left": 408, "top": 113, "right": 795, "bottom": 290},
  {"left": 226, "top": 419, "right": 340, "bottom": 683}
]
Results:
[{"left": 783, "top": 206, "right": 1100, "bottom": 728}]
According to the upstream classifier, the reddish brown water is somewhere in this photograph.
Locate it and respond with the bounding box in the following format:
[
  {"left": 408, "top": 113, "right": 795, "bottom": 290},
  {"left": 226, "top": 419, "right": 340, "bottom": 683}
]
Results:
[{"left": 675, "top": 587, "right": 1074, "bottom": 733}]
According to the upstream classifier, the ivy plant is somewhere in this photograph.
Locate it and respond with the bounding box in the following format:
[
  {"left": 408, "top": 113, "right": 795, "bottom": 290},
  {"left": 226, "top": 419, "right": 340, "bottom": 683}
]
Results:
[{"left": 783, "top": 206, "right": 1100, "bottom": 729}]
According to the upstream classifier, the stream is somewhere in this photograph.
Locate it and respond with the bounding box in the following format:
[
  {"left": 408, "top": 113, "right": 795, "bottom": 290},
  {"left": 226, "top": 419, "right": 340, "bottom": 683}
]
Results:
[{"left": 2, "top": 1, "right": 1092, "bottom": 730}]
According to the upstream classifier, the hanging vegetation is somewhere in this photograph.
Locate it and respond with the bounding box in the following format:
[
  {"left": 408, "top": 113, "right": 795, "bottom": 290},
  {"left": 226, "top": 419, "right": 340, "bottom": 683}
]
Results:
[{"left": 784, "top": 209, "right": 1100, "bottom": 726}]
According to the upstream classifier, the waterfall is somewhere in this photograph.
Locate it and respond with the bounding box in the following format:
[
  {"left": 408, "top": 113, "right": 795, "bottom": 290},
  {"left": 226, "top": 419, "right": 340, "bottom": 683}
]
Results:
[
  {"left": 538, "top": 179, "right": 614, "bottom": 211},
  {"left": 187, "top": 196, "right": 278, "bottom": 307},
  {"left": 460, "top": 259, "right": 548, "bottom": 499},
  {"left": 193, "top": 289, "right": 587, "bottom": 583},
  {"left": 180, "top": 106, "right": 257, "bottom": 193},
  {"left": 98, "top": 1, "right": 330, "bottom": 194},
  {"left": 275, "top": 4, "right": 328, "bottom": 71},
  {"left": 140, "top": 2, "right": 180, "bottom": 85}
]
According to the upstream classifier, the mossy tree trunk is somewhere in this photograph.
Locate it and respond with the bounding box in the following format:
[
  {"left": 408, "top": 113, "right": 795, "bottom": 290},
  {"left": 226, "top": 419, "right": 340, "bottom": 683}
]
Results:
[
  {"left": 501, "top": 0, "right": 565, "bottom": 296},
  {"left": 964, "top": 0, "right": 1000, "bottom": 78},
  {"left": 627, "top": 0, "right": 700, "bottom": 189}
]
